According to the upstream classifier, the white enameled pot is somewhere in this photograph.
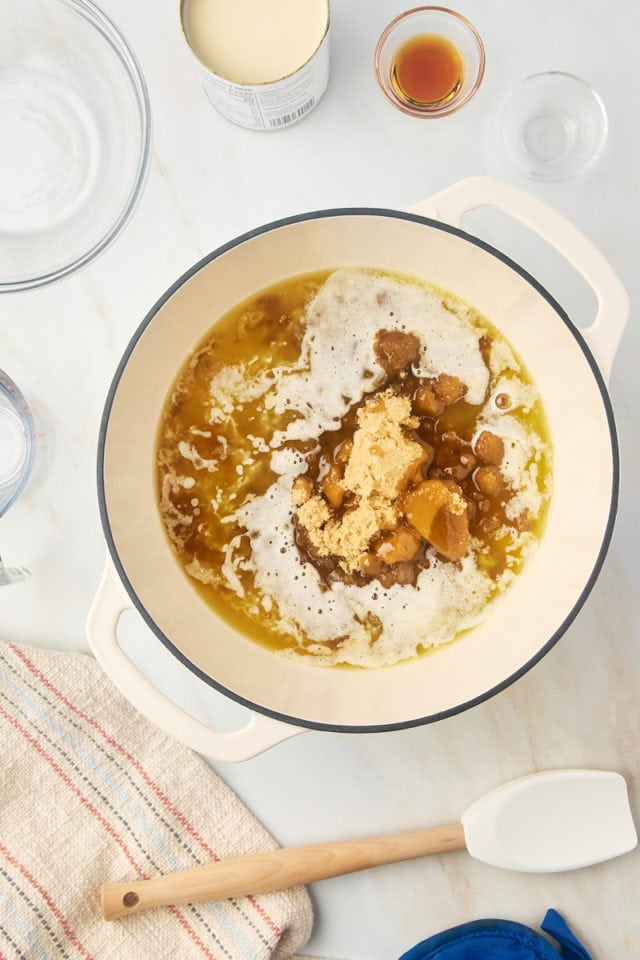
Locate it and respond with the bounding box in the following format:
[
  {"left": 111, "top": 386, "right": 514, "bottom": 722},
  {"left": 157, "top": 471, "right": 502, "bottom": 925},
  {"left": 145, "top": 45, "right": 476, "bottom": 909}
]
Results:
[{"left": 88, "top": 177, "right": 628, "bottom": 761}]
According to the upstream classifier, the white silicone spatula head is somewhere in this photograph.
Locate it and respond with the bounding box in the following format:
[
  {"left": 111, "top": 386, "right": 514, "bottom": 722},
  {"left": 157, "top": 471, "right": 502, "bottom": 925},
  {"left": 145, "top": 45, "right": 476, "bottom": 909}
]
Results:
[{"left": 462, "top": 769, "right": 637, "bottom": 872}]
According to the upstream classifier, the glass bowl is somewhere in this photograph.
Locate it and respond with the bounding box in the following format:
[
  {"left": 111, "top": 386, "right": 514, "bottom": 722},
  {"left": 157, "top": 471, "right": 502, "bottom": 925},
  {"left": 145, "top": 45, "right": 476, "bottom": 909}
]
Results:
[
  {"left": 0, "top": 0, "right": 151, "bottom": 293},
  {"left": 375, "top": 6, "right": 485, "bottom": 118},
  {"left": 499, "top": 72, "right": 608, "bottom": 180}
]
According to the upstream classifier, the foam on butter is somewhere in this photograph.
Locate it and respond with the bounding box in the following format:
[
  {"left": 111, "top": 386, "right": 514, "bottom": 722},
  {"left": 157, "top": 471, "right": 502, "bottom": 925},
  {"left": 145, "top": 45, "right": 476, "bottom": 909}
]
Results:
[{"left": 207, "top": 269, "right": 490, "bottom": 445}]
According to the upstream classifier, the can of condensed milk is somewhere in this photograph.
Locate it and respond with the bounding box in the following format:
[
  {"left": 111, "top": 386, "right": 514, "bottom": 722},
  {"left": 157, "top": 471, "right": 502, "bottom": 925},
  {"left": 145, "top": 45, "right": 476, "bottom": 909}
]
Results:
[{"left": 180, "top": 0, "right": 330, "bottom": 130}]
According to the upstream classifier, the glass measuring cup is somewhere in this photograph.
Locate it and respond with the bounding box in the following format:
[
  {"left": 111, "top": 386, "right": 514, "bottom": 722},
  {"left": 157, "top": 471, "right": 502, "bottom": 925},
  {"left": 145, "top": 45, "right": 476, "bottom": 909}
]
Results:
[{"left": 0, "top": 370, "right": 39, "bottom": 584}]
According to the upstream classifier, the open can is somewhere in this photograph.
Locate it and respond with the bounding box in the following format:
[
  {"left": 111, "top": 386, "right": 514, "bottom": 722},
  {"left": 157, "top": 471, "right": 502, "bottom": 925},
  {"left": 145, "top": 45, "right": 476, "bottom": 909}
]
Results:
[{"left": 180, "top": 0, "right": 330, "bottom": 130}]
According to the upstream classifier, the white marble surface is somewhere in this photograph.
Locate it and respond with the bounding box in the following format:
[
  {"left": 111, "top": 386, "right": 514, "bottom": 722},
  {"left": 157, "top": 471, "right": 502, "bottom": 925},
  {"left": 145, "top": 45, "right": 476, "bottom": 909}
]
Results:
[{"left": 1, "top": 1, "right": 640, "bottom": 958}]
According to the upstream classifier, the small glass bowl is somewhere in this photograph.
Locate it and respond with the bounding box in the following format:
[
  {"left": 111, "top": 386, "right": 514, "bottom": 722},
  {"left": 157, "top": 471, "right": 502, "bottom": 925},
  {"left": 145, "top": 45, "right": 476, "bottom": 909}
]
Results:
[
  {"left": 0, "top": 0, "right": 151, "bottom": 293},
  {"left": 374, "top": 6, "right": 485, "bottom": 118},
  {"left": 499, "top": 72, "right": 608, "bottom": 180}
]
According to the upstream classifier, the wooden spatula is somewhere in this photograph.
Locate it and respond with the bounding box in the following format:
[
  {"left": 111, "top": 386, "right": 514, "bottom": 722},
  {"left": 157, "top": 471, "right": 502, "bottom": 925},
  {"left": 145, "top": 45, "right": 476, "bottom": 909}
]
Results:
[{"left": 101, "top": 769, "right": 636, "bottom": 921}]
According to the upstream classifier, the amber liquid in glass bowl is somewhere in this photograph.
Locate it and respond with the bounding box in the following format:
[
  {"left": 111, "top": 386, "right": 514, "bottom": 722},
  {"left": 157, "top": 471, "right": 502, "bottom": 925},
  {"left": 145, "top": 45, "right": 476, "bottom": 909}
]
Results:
[{"left": 391, "top": 33, "right": 463, "bottom": 107}]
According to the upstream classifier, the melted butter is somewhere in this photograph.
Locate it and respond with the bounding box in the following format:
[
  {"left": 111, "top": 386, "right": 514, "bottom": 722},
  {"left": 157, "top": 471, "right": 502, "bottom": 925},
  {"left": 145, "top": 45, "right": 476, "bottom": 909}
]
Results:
[
  {"left": 157, "top": 272, "right": 329, "bottom": 652},
  {"left": 156, "top": 268, "right": 553, "bottom": 666}
]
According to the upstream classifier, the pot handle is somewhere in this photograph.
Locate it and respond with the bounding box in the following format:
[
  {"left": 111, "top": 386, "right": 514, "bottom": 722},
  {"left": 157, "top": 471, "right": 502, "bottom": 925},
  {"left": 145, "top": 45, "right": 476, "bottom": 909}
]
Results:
[
  {"left": 407, "top": 176, "right": 629, "bottom": 382},
  {"left": 86, "top": 559, "right": 305, "bottom": 762}
]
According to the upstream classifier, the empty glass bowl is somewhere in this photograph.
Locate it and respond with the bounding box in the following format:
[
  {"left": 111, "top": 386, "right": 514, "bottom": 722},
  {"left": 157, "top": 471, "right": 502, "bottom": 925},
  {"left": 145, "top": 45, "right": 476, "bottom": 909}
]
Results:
[
  {"left": 499, "top": 72, "right": 608, "bottom": 180},
  {"left": 375, "top": 6, "right": 485, "bottom": 118},
  {"left": 0, "top": 0, "right": 151, "bottom": 292}
]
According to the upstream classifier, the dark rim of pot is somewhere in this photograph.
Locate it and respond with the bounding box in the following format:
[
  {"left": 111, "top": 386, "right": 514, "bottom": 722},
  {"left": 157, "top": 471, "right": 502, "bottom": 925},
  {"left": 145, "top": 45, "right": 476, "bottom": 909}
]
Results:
[{"left": 97, "top": 208, "right": 620, "bottom": 734}]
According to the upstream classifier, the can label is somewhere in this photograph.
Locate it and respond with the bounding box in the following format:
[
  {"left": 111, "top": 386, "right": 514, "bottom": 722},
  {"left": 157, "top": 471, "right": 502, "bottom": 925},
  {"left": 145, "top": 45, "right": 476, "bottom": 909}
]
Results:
[{"left": 198, "top": 29, "right": 330, "bottom": 130}]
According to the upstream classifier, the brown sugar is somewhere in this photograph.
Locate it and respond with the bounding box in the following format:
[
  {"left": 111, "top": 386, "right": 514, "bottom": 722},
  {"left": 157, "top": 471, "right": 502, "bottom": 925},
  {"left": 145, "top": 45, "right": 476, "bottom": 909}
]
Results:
[
  {"left": 296, "top": 389, "right": 427, "bottom": 571},
  {"left": 475, "top": 430, "right": 505, "bottom": 466},
  {"left": 413, "top": 373, "right": 466, "bottom": 417},
  {"left": 433, "top": 373, "right": 467, "bottom": 405},
  {"left": 474, "top": 464, "right": 506, "bottom": 496},
  {"left": 402, "top": 478, "right": 469, "bottom": 562},
  {"left": 342, "top": 391, "right": 425, "bottom": 500},
  {"left": 291, "top": 476, "right": 313, "bottom": 505},
  {"left": 374, "top": 329, "right": 421, "bottom": 377}
]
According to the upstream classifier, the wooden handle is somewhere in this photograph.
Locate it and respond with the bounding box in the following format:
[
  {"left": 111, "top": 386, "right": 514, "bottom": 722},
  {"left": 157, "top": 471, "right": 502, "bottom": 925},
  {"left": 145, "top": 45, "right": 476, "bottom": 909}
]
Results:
[{"left": 101, "top": 823, "right": 466, "bottom": 920}]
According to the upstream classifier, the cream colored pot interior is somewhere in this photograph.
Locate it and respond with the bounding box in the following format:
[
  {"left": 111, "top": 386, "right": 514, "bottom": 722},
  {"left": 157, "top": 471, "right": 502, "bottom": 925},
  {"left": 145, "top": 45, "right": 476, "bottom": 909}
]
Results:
[{"left": 101, "top": 213, "right": 614, "bottom": 728}]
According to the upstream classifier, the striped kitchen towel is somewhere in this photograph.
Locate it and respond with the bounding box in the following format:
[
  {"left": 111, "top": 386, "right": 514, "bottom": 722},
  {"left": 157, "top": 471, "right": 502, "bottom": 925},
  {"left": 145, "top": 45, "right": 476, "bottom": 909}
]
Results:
[{"left": 0, "top": 641, "right": 319, "bottom": 960}]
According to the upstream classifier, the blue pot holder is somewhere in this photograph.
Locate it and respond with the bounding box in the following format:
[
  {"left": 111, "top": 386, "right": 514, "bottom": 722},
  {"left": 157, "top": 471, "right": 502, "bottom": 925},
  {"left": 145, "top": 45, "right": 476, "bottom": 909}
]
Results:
[{"left": 399, "top": 910, "right": 593, "bottom": 960}]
